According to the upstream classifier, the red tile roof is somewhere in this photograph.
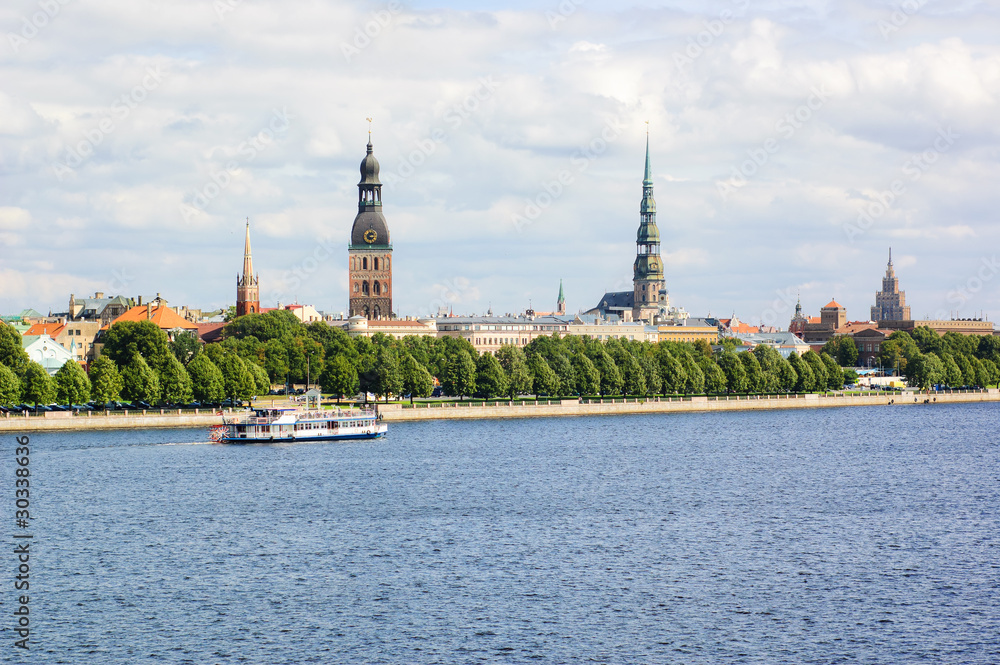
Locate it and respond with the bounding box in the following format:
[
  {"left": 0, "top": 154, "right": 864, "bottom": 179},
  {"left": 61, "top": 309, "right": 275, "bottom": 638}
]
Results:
[
  {"left": 823, "top": 300, "right": 843, "bottom": 309},
  {"left": 108, "top": 306, "right": 199, "bottom": 331},
  {"left": 25, "top": 322, "right": 65, "bottom": 337},
  {"left": 195, "top": 322, "right": 227, "bottom": 343}
]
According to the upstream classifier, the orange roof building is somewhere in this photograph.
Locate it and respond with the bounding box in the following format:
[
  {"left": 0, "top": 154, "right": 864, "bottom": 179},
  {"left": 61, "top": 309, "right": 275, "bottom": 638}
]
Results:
[
  {"left": 107, "top": 305, "right": 200, "bottom": 334},
  {"left": 25, "top": 322, "right": 66, "bottom": 337}
]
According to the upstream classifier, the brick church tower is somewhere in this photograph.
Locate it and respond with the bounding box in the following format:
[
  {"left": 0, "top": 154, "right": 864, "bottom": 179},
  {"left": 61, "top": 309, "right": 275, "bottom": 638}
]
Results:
[
  {"left": 236, "top": 219, "right": 259, "bottom": 317},
  {"left": 348, "top": 134, "right": 393, "bottom": 319}
]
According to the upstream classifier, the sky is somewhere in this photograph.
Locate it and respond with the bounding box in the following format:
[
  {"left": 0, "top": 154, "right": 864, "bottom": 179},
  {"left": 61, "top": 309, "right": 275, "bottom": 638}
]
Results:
[{"left": 2, "top": 0, "right": 999, "bottom": 328}]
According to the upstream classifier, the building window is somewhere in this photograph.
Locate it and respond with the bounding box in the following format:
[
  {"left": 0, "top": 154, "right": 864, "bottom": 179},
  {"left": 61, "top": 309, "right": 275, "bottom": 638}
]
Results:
[
  {"left": 374, "top": 282, "right": 381, "bottom": 295},
  {"left": 363, "top": 257, "right": 368, "bottom": 270},
  {"left": 374, "top": 258, "right": 379, "bottom": 270},
  {"left": 354, "top": 283, "right": 359, "bottom": 293},
  {"left": 383, "top": 282, "right": 389, "bottom": 295},
  {"left": 362, "top": 281, "right": 370, "bottom": 295}
]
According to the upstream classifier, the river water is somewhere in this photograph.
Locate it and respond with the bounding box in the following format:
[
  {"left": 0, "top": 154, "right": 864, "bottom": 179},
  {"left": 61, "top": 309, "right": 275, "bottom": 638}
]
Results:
[{"left": 8, "top": 403, "right": 999, "bottom": 663}]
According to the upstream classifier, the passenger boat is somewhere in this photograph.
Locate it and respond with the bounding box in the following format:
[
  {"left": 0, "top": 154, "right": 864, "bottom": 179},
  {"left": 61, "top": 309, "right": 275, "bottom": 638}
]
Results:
[{"left": 209, "top": 406, "right": 387, "bottom": 444}]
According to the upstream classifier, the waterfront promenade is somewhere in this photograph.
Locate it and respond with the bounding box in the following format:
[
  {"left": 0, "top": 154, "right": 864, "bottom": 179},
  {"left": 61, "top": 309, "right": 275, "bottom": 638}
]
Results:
[{"left": 1, "top": 389, "right": 996, "bottom": 432}]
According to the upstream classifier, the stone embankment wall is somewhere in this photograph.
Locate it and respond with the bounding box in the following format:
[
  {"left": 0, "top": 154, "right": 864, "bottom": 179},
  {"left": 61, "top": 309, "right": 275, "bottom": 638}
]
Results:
[
  {"left": 380, "top": 390, "right": 1000, "bottom": 422},
  {"left": 1, "top": 390, "right": 995, "bottom": 432}
]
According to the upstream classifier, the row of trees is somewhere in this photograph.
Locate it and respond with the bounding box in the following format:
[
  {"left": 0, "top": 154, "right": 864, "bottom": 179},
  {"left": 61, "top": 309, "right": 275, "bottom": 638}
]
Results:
[
  {"left": 870, "top": 327, "right": 1000, "bottom": 390},
  {"left": 0, "top": 320, "right": 271, "bottom": 407},
  {"left": 3, "top": 314, "right": 998, "bottom": 408}
]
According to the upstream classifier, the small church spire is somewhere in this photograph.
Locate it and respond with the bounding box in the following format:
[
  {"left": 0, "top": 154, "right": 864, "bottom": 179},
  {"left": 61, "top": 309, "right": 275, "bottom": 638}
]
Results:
[
  {"left": 236, "top": 217, "right": 260, "bottom": 317},
  {"left": 242, "top": 217, "right": 254, "bottom": 282},
  {"left": 643, "top": 121, "right": 652, "bottom": 186}
]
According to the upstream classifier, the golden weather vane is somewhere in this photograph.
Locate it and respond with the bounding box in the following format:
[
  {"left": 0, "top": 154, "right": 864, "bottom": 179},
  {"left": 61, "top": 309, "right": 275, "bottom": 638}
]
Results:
[{"left": 366, "top": 117, "right": 373, "bottom": 135}]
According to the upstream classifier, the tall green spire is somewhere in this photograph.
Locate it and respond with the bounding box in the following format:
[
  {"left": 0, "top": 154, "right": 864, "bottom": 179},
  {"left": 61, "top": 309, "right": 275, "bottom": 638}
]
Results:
[
  {"left": 643, "top": 127, "right": 652, "bottom": 186},
  {"left": 558, "top": 279, "right": 565, "bottom": 304}
]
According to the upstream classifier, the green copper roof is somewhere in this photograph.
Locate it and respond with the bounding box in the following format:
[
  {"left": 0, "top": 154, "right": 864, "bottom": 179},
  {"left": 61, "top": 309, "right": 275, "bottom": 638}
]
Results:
[
  {"left": 643, "top": 131, "right": 652, "bottom": 186},
  {"left": 557, "top": 279, "right": 565, "bottom": 304}
]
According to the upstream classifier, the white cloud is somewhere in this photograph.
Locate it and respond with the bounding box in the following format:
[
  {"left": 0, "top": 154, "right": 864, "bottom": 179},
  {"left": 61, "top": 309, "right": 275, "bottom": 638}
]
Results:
[{"left": 0, "top": 1, "right": 998, "bottom": 323}]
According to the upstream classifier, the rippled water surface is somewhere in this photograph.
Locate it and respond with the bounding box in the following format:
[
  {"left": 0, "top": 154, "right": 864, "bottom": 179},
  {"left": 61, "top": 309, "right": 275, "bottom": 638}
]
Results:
[{"left": 10, "top": 403, "right": 1000, "bottom": 663}]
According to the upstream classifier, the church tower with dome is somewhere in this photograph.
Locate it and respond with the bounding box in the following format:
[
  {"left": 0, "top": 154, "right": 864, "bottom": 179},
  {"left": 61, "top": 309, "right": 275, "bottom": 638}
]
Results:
[
  {"left": 348, "top": 132, "right": 393, "bottom": 320},
  {"left": 631, "top": 130, "right": 666, "bottom": 322}
]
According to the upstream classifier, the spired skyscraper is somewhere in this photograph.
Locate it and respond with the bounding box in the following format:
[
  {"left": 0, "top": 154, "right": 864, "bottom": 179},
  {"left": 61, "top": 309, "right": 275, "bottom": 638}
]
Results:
[
  {"left": 235, "top": 219, "right": 260, "bottom": 317},
  {"left": 871, "top": 248, "right": 911, "bottom": 322},
  {"left": 348, "top": 134, "right": 393, "bottom": 320},
  {"left": 586, "top": 131, "right": 668, "bottom": 323}
]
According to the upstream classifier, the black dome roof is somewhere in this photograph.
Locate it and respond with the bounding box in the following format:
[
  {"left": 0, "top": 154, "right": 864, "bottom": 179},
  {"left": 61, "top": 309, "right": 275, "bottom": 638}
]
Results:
[
  {"left": 359, "top": 140, "right": 380, "bottom": 185},
  {"left": 350, "top": 210, "right": 390, "bottom": 247}
]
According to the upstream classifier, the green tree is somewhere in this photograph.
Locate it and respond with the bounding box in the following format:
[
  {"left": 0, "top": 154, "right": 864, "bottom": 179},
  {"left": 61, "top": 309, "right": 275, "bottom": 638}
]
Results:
[
  {"left": 224, "top": 309, "right": 301, "bottom": 342},
  {"left": 400, "top": 353, "right": 434, "bottom": 404},
  {"left": 319, "top": 356, "right": 359, "bottom": 401},
  {"left": 820, "top": 352, "right": 845, "bottom": 390},
  {"left": 261, "top": 338, "right": 290, "bottom": 384},
  {"left": 475, "top": 352, "right": 509, "bottom": 399},
  {"left": 216, "top": 353, "right": 256, "bottom": 404},
  {"left": 159, "top": 354, "right": 194, "bottom": 404},
  {"left": 527, "top": 354, "right": 559, "bottom": 396},
  {"left": 655, "top": 346, "right": 683, "bottom": 394},
  {"left": 677, "top": 351, "right": 704, "bottom": 394},
  {"left": 750, "top": 345, "right": 781, "bottom": 392},
  {"left": 88, "top": 356, "right": 123, "bottom": 403},
  {"left": 22, "top": 362, "right": 56, "bottom": 408},
  {"left": 698, "top": 356, "right": 726, "bottom": 393},
  {"left": 692, "top": 338, "right": 714, "bottom": 359},
  {"left": 802, "top": 351, "right": 828, "bottom": 392},
  {"left": 246, "top": 361, "right": 270, "bottom": 396},
  {"left": 775, "top": 355, "right": 798, "bottom": 392},
  {"left": 444, "top": 350, "right": 477, "bottom": 400},
  {"left": 549, "top": 353, "right": 575, "bottom": 397},
  {"left": 617, "top": 351, "right": 646, "bottom": 396},
  {"left": 495, "top": 345, "right": 533, "bottom": 399},
  {"left": 912, "top": 353, "right": 945, "bottom": 390},
  {"left": 54, "top": 361, "right": 91, "bottom": 405},
  {"left": 101, "top": 320, "right": 172, "bottom": 372},
  {"left": 822, "top": 336, "right": 859, "bottom": 367},
  {"left": 589, "top": 347, "right": 623, "bottom": 396},
  {"left": 787, "top": 352, "right": 814, "bottom": 392},
  {"left": 170, "top": 330, "right": 201, "bottom": 365},
  {"left": 952, "top": 353, "right": 975, "bottom": 386},
  {"left": 911, "top": 326, "right": 944, "bottom": 354},
  {"left": 976, "top": 335, "right": 1000, "bottom": 363},
  {"left": 186, "top": 354, "right": 226, "bottom": 403},
  {"left": 639, "top": 354, "right": 662, "bottom": 396},
  {"left": 716, "top": 350, "right": 748, "bottom": 394},
  {"left": 980, "top": 358, "right": 1000, "bottom": 388},
  {"left": 370, "top": 346, "right": 403, "bottom": 402},
  {"left": 0, "top": 364, "right": 21, "bottom": 406},
  {"left": 738, "top": 351, "right": 763, "bottom": 393},
  {"left": 572, "top": 352, "right": 600, "bottom": 396},
  {"left": 842, "top": 368, "right": 859, "bottom": 386},
  {"left": 942, "top": 355, "right": 962, "bottom": 388},
  {"left": 0, "top": 322, "right": 30, "bottom": 377},
  {"left": 971, "top": 357, "right": 994, "bottom": 389},
  {"left": 121, "top": 353, "right": 161, "bottom": 403}
]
